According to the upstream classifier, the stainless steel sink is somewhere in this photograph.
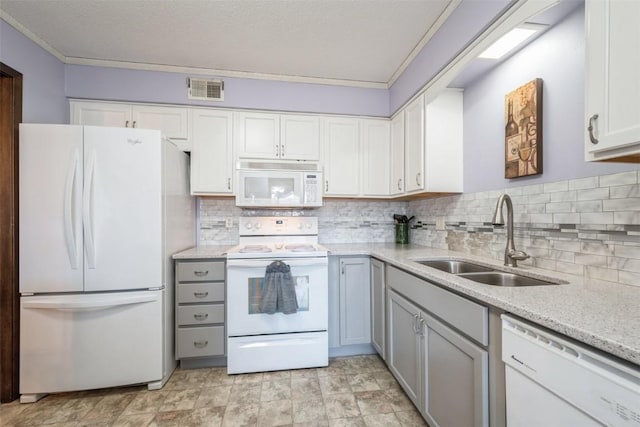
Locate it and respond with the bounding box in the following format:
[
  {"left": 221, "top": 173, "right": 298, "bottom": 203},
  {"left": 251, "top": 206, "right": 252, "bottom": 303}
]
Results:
[
  {"left": 458, "top": 272, "right": 559, "bottom": 287},
  {"left": 413, "top": 259, "right": 495, "bottom": 274}
]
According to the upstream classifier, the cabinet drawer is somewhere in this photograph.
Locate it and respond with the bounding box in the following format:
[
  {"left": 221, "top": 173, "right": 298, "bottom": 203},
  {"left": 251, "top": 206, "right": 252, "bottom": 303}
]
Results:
[
  {"left": 177, "top": 261, "right": 225, "bottom": 282},
  {"left": 177, "top": 283, "right": 225, "bottom": 303},
  {"left": 387, "top": 266, "right": 488, "bottom": 346},
  {"left": 177, "top": 326, "right": 225, "bottom": 358},
  {"left": 177, "top": 304, "right": 224, "bottom": 326}
]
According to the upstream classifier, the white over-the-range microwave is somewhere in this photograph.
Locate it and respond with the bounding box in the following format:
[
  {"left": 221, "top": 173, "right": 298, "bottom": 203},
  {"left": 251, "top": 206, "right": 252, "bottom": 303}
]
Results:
[{"left": 236, "top": 161, "right": 323, "bottom": 208}]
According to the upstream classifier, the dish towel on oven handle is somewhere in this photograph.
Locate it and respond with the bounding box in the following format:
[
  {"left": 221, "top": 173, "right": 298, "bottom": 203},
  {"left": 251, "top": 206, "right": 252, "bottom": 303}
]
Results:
[{"left": 259, "top": 260, "right": 299, "bottom": 315}]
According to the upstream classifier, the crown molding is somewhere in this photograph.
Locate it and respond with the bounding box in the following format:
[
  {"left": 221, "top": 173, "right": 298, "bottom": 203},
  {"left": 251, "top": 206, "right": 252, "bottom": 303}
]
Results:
[{"left": 1, "top": 10, "right": 66, "bottom": 62}]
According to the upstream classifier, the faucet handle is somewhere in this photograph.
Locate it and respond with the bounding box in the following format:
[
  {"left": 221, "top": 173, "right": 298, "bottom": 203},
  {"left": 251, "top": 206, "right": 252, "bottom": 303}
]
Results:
[{"left": 509, "top": 250, "right": 530, "bottom": 261}]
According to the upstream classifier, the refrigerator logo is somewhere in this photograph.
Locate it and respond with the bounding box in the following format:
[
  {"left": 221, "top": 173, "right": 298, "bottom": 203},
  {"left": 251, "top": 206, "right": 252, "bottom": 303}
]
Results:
[{"left": 127, "top": 139, "right": 143, "bottom": 145}]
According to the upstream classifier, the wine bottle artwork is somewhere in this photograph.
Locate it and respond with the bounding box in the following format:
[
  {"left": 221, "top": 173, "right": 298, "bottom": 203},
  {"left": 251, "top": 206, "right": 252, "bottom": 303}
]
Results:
[{"left": 504, "top": 79, "right": 543, "bottom": 178}]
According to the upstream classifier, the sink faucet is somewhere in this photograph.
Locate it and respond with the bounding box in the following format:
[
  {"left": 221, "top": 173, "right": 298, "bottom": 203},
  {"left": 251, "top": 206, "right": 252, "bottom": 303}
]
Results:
[{"left": 492, "top": 194, "right": 530, "bottom": 267}]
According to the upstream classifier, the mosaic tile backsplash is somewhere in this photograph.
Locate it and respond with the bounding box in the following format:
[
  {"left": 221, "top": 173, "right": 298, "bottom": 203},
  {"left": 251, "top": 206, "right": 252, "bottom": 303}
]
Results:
[{"left": 198, "top": 171, "right": 639, "bottom": 287}]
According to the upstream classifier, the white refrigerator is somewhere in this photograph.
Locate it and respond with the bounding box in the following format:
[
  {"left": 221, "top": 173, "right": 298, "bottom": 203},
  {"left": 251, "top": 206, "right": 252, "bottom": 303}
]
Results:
[{"left": 18, "top": 124, "right": 195, "bottom": 403}]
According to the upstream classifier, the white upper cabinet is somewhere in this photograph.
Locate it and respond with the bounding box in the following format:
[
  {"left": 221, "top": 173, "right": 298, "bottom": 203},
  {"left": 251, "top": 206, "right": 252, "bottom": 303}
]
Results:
[
  {"left": 234, "top": 112, "right": 280, "bottom": 159},
  {"left": 424, "top": 90, "right": 463, "bottom": 192},
  {"left": 70, "top": 101, "right": 190, "bottom": 147},
  {"left": 404, "top": 95, "right": 425, "bottom": 193},
  {"left": 235, "top": 112, "right": 320, "bottom": 161},
  {"left": 585, "top": 0, "right": 640, "bottom": 162},
  {"left": 190, "top": 109, "right": 233, "bottom": 195},
  {"left": 361, "top": 119, "right": 391, "bottom": 197},
  {"left": 280, "top": 115, "right": 320, "bottom": 160},
  {"left": 322, "top": 117, "right": 360, "bottom": 196},
  {"left": 390, "top": 111, "right": 405, "bottom": 196}
]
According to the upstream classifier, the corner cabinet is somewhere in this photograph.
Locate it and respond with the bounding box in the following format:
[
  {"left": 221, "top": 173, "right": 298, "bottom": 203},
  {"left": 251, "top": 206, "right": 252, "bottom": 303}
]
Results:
[
  {"left": 189, "top": 109, "right": 234, "bottom": 195},
  {"left": 390, "top": 111, "right": 406, "bottom": 195},
  {"left": 585, "top": 0, "right": 640, "bottom": 162},
  {"left": 175, "top": 259, "right": 226, "bottom": 368},
  {"left": 361, "top": 119, "right": 391, "bottom": 197}
]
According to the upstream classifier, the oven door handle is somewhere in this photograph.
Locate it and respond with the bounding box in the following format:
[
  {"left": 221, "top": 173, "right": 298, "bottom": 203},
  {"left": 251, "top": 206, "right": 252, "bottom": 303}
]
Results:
[{"left": 227, "top": 258, "right": 328, "bottom": 268}]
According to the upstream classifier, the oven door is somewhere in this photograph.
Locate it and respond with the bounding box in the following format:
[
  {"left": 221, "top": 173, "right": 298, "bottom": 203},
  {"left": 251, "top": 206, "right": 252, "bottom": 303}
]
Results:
[{"left": 226, "top": 257, "right": 328, "bottom": 336}]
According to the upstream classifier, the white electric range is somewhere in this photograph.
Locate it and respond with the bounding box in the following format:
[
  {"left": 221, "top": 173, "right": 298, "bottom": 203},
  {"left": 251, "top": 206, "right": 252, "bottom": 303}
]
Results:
[{"left": 226, "top": 216, "right": 328, "bottom": 374}]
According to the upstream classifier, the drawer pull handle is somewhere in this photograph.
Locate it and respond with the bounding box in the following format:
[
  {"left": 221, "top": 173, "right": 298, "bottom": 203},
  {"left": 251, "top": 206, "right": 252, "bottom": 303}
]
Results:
[
  {"left": 193, "top": 340, "right": 208, "bottom": 348},
  {"left": 194, "top": 270, "right": 209, "bottom": 277},
  {"left": 194, "top": 313, "right": 209, "bottom": 321},
  {"left": 194, "top": 291, "right": 209, "bottom": 298}
]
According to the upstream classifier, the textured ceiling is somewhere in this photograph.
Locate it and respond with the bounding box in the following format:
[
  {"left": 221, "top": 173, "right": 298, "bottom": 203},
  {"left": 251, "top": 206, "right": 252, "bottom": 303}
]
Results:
[{"left": 0, "top": 0, "right": 456, "bottom": 86}]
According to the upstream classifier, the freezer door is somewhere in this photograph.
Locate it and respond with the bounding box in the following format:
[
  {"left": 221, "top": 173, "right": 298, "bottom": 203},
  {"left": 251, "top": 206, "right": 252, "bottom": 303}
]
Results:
[
  {"left": 83, "top": 127, "right": 163, "bottom": 292},
  {"left": 20, "top": 291, "right": 163, "bottom": 394},
  {"left": 19, "top": 124, "right": 84, "bottom": 294}
]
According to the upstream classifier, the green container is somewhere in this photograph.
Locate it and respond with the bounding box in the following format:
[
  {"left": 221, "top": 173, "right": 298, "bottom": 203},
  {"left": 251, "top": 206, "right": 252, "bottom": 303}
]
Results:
[{"left": 395, "top": 223, "right": 409, "bottom": 244}]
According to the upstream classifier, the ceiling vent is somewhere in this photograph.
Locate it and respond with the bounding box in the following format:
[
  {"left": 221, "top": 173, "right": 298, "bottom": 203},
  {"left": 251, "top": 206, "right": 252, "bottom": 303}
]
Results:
[{"left": 187, "top": 78, "right": 224, "bottom": 101}]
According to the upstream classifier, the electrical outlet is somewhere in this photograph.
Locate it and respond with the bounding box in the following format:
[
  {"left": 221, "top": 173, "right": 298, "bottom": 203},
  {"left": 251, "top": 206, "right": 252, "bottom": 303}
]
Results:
[
  {"left": 225, "top": 217, "right": 234, "bottom": 228},
  {"left": 436, "top": 216, "right": 446, "bottom": 231}
]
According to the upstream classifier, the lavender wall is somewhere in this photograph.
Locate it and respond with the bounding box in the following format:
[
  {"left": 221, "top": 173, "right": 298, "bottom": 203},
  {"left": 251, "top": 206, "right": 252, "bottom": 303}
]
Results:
[
  {"left": 389, "top": 0, "right": 512, "bottom": 114},
  {"left": 64, "top": 65, "right": 389, "bottom": 117},
  {"left": 0, "top": 19, "right": 67, "bottom": 123},
  {"left": 462, "top": 5, "right": 637, "bottom": 193}
]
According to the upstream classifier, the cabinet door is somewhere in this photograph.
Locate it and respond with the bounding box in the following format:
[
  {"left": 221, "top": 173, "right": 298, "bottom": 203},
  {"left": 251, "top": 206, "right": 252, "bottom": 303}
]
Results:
[
  {"left": 404, "top": 95, "right": 425, "bottom": 193},
  {"left": 390, "top": 112, "right": 405, "bottom": 195},
  {"left": 280, "top": 114, "right": 320, "bottom": 160},
  {"left": 361, "top": 119, "right": 391, "bottom": 196},
  {"left": 387, "top": 290, "right": 422, "bottom": 408},
  {"left": 190, "top": 109, "right": 233, "bottom": 194},
  {"left": 339, "top": 257, "right": 371, "bottom": 346},
  {"left": 71, "top": 101, "right": 131, "bottom": 128},
  {"left": 370, "top": 258, "right": 385, "bottom": 360},
  {"left": 585, "top": 0, "right": 640, "bottom": 161},
  {"left": 424, "top": 90, "right": 463, "bottom": 192},
  {"left": 235, "top": 112, "right": 280, "bottom": 159},
  {"left": 322, "top": 117, "right": 360, "bottom": 196},
  {"left": 423, "top": 314, "right": 488, "bottom": 427},
  {"left": 132, "top": 105, "right": 189, "bottom": 141}
]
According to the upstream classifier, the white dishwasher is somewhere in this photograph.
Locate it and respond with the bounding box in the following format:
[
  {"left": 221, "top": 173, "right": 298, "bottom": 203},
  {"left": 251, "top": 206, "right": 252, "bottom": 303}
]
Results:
[{"left": 502, "top": 315, "right": 640, "bottom": 427}]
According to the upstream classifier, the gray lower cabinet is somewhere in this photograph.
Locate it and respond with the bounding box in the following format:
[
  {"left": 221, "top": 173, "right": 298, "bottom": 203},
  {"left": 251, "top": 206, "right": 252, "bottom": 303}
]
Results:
[
  {"left": 370, "top": 258, "right": 385, "bottom": 360},
  {"left": 387, "top": 265, "right": 490, "bottom": 427},
  {"left": 175, "top": 259, "right": 226, "bottom": 364},
  {"left": 339, "top": 257, "right": 371, "bottom": 346}
]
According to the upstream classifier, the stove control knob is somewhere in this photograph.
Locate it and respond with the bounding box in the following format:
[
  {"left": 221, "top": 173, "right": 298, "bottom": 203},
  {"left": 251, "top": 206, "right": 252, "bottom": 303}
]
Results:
[
  {"left": 254, "top": 223, "right": 261, "bottom": 230},
  {"left": 306, "top": 223, "right": 312, "bottom": 229},
  {"left": 298, "top": 223, "right": 304, "bottom": 230},
  {"left": 245, "top": 222, "right": 253, "bottom": 230}
]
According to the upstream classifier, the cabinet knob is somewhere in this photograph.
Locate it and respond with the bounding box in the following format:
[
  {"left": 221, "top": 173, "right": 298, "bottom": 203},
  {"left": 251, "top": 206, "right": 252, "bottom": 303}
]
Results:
[
  {"left": 227, "top": 177, "right": 231, "bottom": 190},
  {"left": 412, "top": 313, "right": 420, "bottom": 334},
  {"left": 415, "top": 172, "right": 421, "bottom": 186},
  {"left": 588, "top": 114, "right": 599, "bottom": 145},
  {"left": 281, "top": 144, "right": 285, "bottom": 157},
  {"left": 397, "top": 179, "right": 402, "bottom": 191},
  {"left": 419, "top": 317, "right": 426, "bottom": 337},
  {"left": 125, "top": 120, "right": 129, "bottom": 128},
  {"left": 325, "top": 181, "right": 329, "bottom": 192},
  {"left": 276, "top": 145, "right": 279, "bottom": 157},
  {"left": 132, "top": 121, "right": 137, "bottom": 128}
]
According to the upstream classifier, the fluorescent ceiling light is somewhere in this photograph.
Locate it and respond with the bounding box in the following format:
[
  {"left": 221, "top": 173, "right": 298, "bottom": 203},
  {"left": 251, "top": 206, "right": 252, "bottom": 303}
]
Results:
[{"left": 478, "top": 23, "right": 547, "bottom": 59}]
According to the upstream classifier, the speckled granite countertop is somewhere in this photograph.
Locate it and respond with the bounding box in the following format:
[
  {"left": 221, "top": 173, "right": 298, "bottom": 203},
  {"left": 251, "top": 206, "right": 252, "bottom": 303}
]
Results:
[{"left": 172, "top": 243, "right": 640, "bottom": 366}]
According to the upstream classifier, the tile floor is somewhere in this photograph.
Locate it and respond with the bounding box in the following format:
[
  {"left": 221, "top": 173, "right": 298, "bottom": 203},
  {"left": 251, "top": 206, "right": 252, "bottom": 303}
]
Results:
[{"left": 0, "top": 355, "right": 428, "bottom": 427}]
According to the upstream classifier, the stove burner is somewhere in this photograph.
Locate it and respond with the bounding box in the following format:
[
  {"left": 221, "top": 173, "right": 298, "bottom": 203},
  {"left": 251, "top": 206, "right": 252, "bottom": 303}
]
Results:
[{"left": 239, "top": 245, "right": 272, "bottom": 253}]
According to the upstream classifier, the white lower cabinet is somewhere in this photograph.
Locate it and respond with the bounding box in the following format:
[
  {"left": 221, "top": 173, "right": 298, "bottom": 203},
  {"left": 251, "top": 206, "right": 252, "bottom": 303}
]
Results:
[{"left": 387, "top": 266, "right": 489, "bottom": 427}]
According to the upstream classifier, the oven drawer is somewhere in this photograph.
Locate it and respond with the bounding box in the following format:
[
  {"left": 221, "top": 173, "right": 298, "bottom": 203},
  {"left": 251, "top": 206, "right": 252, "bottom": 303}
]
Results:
[
  {"left": 177, "top": 304, "right": 224, "bottom": 326},
  {"left": 177, "top": 326, "right": 225, "bottom": 358},
  {"left": 177, "top": 283, "right": 225, "bottom": 303},
  {"left": 177, "top": 261, "right": 225, "bottom": 282}
]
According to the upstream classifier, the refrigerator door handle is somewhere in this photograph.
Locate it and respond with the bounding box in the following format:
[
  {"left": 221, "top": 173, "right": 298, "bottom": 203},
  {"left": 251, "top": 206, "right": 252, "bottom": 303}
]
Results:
[
  {"left": 64, "top": 150, "right": 80, "bottom": 269},
  {"left": 83, "top": 151, "right": 96, "bottom": 269},
  {"left": 22, "top": 293, "right": 159, "bottom": 312}
]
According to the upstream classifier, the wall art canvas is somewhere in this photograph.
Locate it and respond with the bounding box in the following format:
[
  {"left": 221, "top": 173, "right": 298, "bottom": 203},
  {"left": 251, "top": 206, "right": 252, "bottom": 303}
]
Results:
[{"left": 505, "top": 78, "right": 543, "bottom": 178}]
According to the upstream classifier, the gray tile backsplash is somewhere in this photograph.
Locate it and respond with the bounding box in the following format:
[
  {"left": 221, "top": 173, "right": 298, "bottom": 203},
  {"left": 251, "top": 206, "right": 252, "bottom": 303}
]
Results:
[
  {"left": 198, "top": 171, "right": 639, "bottom": 287},
  {"left": 409, "top": 171, "right": 640, "bottom": 288}
]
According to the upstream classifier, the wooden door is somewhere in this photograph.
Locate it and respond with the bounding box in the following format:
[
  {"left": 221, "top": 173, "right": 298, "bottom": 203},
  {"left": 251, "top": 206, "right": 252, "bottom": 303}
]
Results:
[{"left": 0, "top": 62, "right": 22, "bottom": 403}]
